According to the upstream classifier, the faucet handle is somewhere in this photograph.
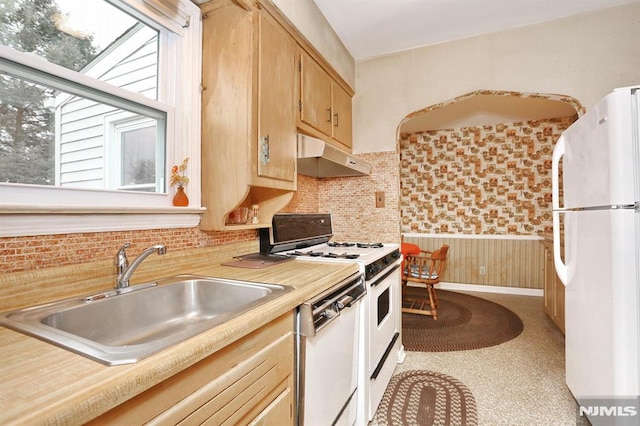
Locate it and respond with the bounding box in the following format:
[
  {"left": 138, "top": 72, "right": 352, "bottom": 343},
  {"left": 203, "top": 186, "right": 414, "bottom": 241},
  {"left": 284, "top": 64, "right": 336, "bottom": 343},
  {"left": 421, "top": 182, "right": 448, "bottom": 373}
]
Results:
[{"left": 115, "top": 242, "right": 131, "bottom": 267}]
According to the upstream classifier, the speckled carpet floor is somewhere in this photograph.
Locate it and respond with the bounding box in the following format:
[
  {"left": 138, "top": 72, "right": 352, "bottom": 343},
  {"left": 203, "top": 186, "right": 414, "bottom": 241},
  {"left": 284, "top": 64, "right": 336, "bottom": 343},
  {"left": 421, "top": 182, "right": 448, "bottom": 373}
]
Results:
[
  {"left": 373, "top": 291, "right": 579, "bottom": 425},
  {"left": 402, "top": 289, "right": 524, "bottom": 352}
]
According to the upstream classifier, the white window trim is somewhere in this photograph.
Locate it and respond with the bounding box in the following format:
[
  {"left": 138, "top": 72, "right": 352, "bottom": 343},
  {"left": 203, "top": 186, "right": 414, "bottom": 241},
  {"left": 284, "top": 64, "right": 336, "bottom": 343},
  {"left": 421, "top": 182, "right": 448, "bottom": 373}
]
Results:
[
  {"left": 0, "top": 0, "right": 204, "bottom": 237},
  {"left": 107, "top": 115, "right": 160, "bottom": 192}
]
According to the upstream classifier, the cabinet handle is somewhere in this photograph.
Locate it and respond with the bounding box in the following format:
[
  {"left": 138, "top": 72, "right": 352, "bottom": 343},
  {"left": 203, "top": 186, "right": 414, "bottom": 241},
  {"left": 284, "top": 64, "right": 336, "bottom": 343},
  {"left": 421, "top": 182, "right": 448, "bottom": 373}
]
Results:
[
  {"left": 259, "top": 135, "right": 270, "bottom": 165},
  {"left": 326, "top": 107, "right": 332, "bottom": 123},
  {"left": 334, "top": 112, "right": 339, "bottom": 127}
]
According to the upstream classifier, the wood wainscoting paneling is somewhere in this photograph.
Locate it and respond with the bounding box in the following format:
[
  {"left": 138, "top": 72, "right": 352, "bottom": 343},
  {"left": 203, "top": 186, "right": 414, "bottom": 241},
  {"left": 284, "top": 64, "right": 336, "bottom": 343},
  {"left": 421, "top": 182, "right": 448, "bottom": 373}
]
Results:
[{"left": 403, "top": 234, "right": 544, "bottom": 290}]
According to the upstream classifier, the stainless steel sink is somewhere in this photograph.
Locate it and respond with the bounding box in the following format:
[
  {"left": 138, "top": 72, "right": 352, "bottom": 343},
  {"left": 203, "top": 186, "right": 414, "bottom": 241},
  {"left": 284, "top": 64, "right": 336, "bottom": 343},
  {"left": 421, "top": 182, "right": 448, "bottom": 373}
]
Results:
[{"left": 0, "top": 275, "right": 292, "bottom": 365}]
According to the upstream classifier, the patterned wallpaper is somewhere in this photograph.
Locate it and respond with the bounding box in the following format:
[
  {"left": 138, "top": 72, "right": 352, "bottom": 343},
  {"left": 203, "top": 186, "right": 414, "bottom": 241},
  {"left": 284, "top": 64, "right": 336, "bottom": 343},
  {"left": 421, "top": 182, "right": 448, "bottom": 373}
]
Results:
[{"left": 400, "top": 117, "right": 576, "bottom": 235}]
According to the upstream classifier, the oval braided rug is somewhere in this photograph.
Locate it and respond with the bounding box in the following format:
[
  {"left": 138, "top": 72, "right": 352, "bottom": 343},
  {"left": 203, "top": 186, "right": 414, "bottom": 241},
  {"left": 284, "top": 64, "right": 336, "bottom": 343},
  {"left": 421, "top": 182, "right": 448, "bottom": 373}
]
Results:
[
  {"left": 402, "top": 289, "right": 524, "bottom": 352},
  {"left": 374, "top": 370, "right": 478, "bottom": 426}
]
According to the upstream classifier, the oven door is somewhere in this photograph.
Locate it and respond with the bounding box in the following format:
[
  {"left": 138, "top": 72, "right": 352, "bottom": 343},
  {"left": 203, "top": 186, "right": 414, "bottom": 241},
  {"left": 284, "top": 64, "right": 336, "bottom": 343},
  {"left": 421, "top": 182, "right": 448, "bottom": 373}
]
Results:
[
  {"left": 366, "top": 263, "right": 402, "bottom": 419},
  {"left": 368, "top": 264, "right": 401, "bottom": 370}
]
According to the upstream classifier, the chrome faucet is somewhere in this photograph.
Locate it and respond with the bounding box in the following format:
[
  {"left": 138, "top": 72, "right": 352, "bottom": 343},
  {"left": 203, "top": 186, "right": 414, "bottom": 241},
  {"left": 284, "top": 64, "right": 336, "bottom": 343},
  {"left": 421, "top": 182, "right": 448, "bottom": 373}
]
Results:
[{"left": 115, "top": 243, "right": 166, "bottom": 289}]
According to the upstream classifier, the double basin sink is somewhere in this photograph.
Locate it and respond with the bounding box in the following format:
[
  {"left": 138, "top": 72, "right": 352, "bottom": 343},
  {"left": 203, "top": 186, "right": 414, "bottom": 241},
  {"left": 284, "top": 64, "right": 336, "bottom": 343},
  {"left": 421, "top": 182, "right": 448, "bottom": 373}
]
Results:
[{"left": 0, "top": 275, "right": 292, "bottom": 365}]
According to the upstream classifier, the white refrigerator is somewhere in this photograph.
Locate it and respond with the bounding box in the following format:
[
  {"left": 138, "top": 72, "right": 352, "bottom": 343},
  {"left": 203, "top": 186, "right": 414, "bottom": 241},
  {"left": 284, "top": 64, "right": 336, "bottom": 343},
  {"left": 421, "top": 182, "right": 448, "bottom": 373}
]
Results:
[{"left": 552, "top": 86, "right": 640, "bottom": 424}]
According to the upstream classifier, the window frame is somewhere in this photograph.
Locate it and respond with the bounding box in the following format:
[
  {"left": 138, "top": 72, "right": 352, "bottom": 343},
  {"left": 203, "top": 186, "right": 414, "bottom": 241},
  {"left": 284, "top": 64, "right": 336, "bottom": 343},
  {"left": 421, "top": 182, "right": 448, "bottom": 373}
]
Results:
[
  {"left": 0, "top": 0, "right": 203, "bottom": 237},
  {"left": 108, "top": 115, "right": 161, "bottom": 192}
]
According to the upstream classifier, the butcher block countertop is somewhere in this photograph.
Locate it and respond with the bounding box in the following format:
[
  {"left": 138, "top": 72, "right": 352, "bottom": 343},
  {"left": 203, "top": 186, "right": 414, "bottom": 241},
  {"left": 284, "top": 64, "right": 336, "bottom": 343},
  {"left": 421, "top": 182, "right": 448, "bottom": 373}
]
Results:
[{"left": 0, "top": 241, "right": 359, "bottom": 425}]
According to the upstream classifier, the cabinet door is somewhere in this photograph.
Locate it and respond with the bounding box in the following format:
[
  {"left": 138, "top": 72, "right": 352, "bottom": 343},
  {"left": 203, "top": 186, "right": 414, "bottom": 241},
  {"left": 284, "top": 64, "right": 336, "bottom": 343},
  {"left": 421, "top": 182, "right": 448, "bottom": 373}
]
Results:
[
  {"left": 542, "top": 240, "right": 565, "bottom": 334},
  {"left": 88, "top": 313, "right": 294, "bottom": 425},
  {"left": 554, "top": 275, "right": 565, "bottom": 333},
  {"left": 331, "top": 83, "right": 352, "bottom": 148},
  {"left": 257, "top": 14, "right": 296, "bottom": 182},
  {"left": 543, "top": 243, "right": 554, "bottom": 316},
  {"left": 299, "top": 52, "right": 333, "bottom": 136},
  {"left": 248, "top": 387, "right": 293, "bottom": 425}
]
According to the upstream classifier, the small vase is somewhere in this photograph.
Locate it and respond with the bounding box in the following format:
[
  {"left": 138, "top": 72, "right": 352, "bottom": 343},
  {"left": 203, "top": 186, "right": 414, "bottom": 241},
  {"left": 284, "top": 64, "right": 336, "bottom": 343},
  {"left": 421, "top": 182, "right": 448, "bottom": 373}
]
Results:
[{"left": 173, "top": 185, "right": 189, "bottom": 207}]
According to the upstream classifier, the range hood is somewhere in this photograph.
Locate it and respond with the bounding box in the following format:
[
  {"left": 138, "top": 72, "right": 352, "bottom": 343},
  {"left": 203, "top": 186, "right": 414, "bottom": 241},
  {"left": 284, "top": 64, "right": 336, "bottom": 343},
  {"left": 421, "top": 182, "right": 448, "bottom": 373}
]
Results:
[{"left": 297, "top": 134, "right": 372, "bottom": 177}]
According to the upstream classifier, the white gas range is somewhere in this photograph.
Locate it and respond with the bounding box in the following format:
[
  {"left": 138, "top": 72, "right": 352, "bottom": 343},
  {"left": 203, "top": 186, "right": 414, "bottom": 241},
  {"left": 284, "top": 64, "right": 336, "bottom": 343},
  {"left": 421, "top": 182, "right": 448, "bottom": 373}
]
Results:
[{"left": 260, "top": 214, "right": 405, "bottom": 425}]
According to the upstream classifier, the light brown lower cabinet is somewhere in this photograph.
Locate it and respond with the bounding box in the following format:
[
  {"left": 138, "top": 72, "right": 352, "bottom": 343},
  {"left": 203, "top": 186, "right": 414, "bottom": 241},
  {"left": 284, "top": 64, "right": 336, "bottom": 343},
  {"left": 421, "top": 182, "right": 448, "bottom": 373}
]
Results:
[
  {"left": 542, "top": 238, "right": 565, "bottom": 334},
  {"left": 89, "top": 313, "right": 294, "bottom": 425}
]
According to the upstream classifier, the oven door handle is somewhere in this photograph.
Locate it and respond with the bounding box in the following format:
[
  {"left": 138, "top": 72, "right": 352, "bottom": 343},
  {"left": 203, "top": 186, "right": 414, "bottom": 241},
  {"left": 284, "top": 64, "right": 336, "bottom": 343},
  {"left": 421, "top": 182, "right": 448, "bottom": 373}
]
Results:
[{"left": 370, "top": 262, "right": 400, "bottom": 287}]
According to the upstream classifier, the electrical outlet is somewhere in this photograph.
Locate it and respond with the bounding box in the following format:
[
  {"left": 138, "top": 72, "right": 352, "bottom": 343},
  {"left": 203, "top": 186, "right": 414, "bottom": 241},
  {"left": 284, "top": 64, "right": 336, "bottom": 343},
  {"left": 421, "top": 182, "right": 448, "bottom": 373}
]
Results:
[{"left": 479, "top": 266, "right": 486, "bottom": 275}]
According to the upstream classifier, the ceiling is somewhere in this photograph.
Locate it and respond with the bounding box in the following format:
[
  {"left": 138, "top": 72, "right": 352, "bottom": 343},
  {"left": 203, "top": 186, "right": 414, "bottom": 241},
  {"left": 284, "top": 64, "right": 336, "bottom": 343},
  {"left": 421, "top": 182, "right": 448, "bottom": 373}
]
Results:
[{"left": 312, "top": 0, "right": 638, "bottom": 61}]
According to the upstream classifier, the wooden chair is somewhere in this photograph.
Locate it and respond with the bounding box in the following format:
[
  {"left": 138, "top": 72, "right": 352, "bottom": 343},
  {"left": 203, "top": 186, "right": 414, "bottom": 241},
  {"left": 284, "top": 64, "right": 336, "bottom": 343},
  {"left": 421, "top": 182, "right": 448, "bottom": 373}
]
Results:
[{"left": 402, "top": 244, "right": 449, "bottom": 320}]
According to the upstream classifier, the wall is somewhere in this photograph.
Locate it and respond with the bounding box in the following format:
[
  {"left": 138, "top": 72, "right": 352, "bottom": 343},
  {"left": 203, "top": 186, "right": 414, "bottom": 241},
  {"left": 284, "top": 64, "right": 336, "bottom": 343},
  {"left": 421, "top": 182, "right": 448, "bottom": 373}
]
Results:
[
  {"left": 281, "top": 174, "right": 319, "bottom": 213},
  {"left": 0, "top": 163, "right": 398, "bottom": 273},
  {"left": 403, "top": 234, "right": 544, "bottom": 290},
  {"left": 317, "top": 151, "right": 399, "bottom": 243},
  {"left": 271, "top": 0, "right": 355, "bottom": 88},
  {"left": 0, "top": 175, "right": 315, "bottom": 273},
  {"left": 400, "top": 117, "right": 576, "bottom": 235},
  {"left": 354, "top": 2, "right": 640, "bottom": 153},
  {"left": 0, "top": 228, "right": 256, "bottom": 274},
  {"left": 285, "top": 154, "right": 400, "bottom": 243}
]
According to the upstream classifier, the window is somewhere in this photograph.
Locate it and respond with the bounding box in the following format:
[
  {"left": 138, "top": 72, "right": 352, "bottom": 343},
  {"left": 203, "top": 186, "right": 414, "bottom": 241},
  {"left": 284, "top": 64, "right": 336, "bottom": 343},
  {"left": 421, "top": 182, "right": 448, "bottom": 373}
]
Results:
[
  {"left": 0, "top": 0, "right": 203, "bottom": 236},
  {"left": 109, "top": 116, "right": 161, "bottom": 192}
]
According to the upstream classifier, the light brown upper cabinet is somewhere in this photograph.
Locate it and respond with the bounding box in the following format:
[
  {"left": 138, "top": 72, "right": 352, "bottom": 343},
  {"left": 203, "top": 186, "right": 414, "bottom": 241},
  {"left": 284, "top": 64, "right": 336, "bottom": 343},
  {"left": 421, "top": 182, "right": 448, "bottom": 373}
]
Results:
[
  {"left": 299, "top": 52, "right": 353, "bottom": 150},
  {"left": 200, "top": 0, "right": 296, "bottom": 230},
  {"left": 256, "top": 13, "right": 297, "bottom": 183},
  {"left": 331, "top": 83, "right": 353, "bottom": 147}
]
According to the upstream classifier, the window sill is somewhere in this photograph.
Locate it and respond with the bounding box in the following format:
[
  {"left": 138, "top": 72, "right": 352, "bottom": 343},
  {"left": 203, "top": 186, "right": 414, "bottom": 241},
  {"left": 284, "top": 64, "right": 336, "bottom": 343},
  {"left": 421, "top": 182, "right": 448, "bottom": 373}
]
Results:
[{"left": 1, "top": 204, "right": 206, "bottom": 237}]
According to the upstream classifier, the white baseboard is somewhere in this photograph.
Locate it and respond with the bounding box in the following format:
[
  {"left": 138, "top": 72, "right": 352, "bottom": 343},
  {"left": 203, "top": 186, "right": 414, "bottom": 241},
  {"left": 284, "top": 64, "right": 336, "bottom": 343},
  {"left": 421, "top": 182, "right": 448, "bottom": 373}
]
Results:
[{"left": 407, "top": 281, "right": 543, "bottom": 297}]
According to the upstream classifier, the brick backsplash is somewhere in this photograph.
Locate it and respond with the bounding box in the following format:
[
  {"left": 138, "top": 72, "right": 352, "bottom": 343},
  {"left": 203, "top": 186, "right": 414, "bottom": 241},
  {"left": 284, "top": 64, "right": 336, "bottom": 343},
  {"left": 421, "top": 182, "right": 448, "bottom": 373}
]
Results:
[
  {"left": 0, "top": 228, "right": 257, "bottom": 274},
  {"left": 400, "top": 117, "right": 576, "bottom": 235},
  {"left": 282, "top": 174, "right": 319, "bottom": 213},
  {"left": 0, "top": 169, "right": 379, "bottom": 273},
  {"left": 285, "top": 154, "right": 400, "bottom": 244},
  {"left": 318, "top": 152, "right": 400, "bottom": 243},
  {"left": 1, "top": 165, "right": 395, "bottom": 273}
]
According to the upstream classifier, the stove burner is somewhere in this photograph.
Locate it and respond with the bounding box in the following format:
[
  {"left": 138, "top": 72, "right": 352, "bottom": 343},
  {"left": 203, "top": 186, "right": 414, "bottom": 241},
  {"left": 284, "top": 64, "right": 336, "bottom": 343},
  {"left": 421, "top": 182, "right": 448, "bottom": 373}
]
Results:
[
  {"left": 291, "top": 250, "right": 324, "bottom": 257},
  {"left": 291, "top": 250, "right": 360, "bottom": 260},
  {"left": 357, "top": 242, "right": 384, "bottom": 248},
  {"left": 326, "top": 252, "right": 360, "bottom": 259},
  {"left": 327, "top": 242, "right": 356, "bottom": 247}
]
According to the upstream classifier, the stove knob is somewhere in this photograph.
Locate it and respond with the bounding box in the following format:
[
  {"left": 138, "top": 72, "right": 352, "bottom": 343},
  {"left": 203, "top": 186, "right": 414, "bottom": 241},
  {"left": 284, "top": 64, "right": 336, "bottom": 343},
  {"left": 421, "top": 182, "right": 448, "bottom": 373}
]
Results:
[
  {"left": 367, "top": 263, "right": 380, "bottom": 276},
  {"left": 323, "top": 309, "right": 337, "bottom": 319}
]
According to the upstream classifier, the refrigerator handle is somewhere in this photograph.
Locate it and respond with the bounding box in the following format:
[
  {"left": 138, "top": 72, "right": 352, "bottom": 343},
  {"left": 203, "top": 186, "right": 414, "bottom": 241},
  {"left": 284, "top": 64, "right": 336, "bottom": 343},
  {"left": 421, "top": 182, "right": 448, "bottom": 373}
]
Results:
[{"left": 552, "top": 135, "right": 568, "bottom": 285}]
